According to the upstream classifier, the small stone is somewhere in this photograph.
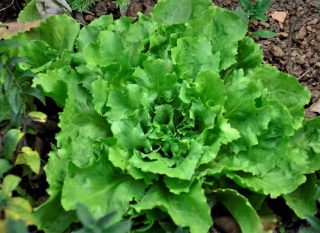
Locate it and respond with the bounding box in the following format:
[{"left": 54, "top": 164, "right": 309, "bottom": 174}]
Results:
[
  {"left": 259, "top": 21, "right": 270, "bottom": 28},
  {"left": 84, "top": 14, "right": 95, "bottom": 22},
  {"left": 305, "top": 109, "right": 317, "bottom": 118},
  {"left": 278, "top": 32, "right": 288, "bottom": 38},
  {"left": 307, "top": 26, "right": 313, "bottom": 31},
  {"left": 271, "top": 11, "right": 287, "bottom": 23},
  {"left": 297, "top": 55, "right": 306, "bottom": 65},
  {"left": 273, "top": 46, "right": 285, "bottom": 57},
  {"left": 296, "top": 27, "right": 306, "bottom": 40},
  {"left": 308, "top": 18, "right": 319, "bottom": 25},
  {"left": 309, "top": 100, "right": 320, "bottom": 114}
]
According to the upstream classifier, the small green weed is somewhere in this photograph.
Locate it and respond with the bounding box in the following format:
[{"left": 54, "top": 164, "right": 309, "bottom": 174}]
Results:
[
  {"left": 236, "top": 0, "right": 275, "bottom": 38},
  {"left": 236, "top": 0, "right": 271, "bottom": 21},
  {"left": 66, "top": 0, "right": 97, "bottom": 11}
]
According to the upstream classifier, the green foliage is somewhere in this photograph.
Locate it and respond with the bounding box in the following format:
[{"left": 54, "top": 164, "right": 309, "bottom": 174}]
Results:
[
  {"left": 0, "top": 175, "right": 34, "bottom": 225},
  {"left": 3, "top": 0, "right": 320, "bottom": 232},
  {"left": 4, "top": 219, "right": 30, "bottom": 233},
  {"left": 115, "top": 0, "right": 129, "bottom": 8},
  {"left": 66, "top": 0, "right": 97, "bottom": 11},
  {"left": 74, "top": 204, "right": 131, "bottom": 233},
  {"left": 299, "top": 217, "right": 320, "bottom": 233},
  {"left": 18, "top": 0, "right": 41, "bottom": 22},
  {"left": 0, "top": 40, "right": 44, "bottom": 126},
  {"left": 236, "top": 0, "right": 271, "bottom": 21},
  {"left": 251, "top": 29, "right": 276, "bottom": 38}
]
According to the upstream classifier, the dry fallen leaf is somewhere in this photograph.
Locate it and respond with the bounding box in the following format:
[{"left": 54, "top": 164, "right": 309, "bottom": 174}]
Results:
[
  {"left": 271, "top": 11, "right": 287, "bottom": 23},
  {"left": 0, "top": 21, "right": 41, "bottom": 39},
  {"left": 309, "top": 100, "right": 320, "bottom": 114},
  {"left": 273, "top": 46, "right": 285, "bottom": 57},
  {"left": 214, "top": 216, "right": 241, "bottom": 233}
]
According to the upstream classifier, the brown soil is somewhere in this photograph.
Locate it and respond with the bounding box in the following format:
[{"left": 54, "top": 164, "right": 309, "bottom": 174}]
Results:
[
  {"left": 82, "top": 0, "right": 157, "bottom": 22},
  {"left": 0, "top": 0, "right": 26, "bottom": 22}
]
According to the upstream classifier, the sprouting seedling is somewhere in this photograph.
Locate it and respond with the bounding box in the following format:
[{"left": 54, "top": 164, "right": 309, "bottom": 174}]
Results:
[
  {"left": 236, "top": 0, "right": 276, "bottom": 38},
  {"left": 236, "top": 0, "right": 271, "bottom": 21}
]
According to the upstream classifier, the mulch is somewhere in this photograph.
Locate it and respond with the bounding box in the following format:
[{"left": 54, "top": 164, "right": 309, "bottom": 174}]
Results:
[{"left": 0, "top": 0, "right": 26, "bottom": 22}]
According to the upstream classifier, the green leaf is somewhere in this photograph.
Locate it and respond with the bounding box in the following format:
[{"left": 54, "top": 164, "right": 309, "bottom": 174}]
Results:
[
  {"left": 252, "top": 30, "right": 276, "bottom": 38},
  {"left": 194, "top": 71, "right": 225, "bottom": 106},
  {"left": 34, "top": 195, "right": 77, "bottom": 233},
  {"left": 0, "top": 159, "right": 12, "bottom": 177},
  {"left": 5, "top": 197, "right": 33, "bottom": 225},
  {"left": 151, "top": 0, "right": 211, "bottom": 25},
  {"left": 83, "top": 30, "right": 126, "bottom": 68},
  {"left": 17, "top": 0, "right": 42, "bottom": 22},
  {"left": 106, "top": 219, "right": 132, "bottom": 233},
  {"left": 211, "top": 189, "right": 263, "bottom": 233},
  {"left": 186, "top": 7, "right": 248, "bottom": 70},
  {"left": 133, "top": 59, "right": 177, "bottom": 97},
  {"left": 171, "top": 37, "right": 220, "bottom": 76},
  {"left": 32, "top": 68, "right": 70, "bottom": 107},
  {"left": 299, "top": 216, "right": 320, "bottom": 233},
  {"left": 252, "top": 65, "right": 310, "bottom": 129},
  {"left": 283, "top": 175, "right": 318, "bottom": 219},
  {"left": 226, "top": 168, "right": 307, "bottom": 198},
  {"left": 28, "top": 111, "right": 47, "bottom": 123},
  {"left": 130, "top": 141, "right": 202, "bottom": 180},
  {"left": 76, "top": 203, "right": 95, "bottom": 227},
  {"left": 76, "top": 15, "right": 113, "bottom": 51},
  {"left": 6, "top": 219, "right": 29, "bottom": 233},
  {"left": 61, "top": 156, "right": 146, "bottom": 219},
  {"left": 24, "top": 15, "right": 80, "bottom": 52},
  {"left": 134, "top": 182, "right": 212, "bottom": 233},
  {"left": 2, "top": 129, "right": 24, "bottom": 161},
  {"left": 237, "top": 37, "right": 263, "bottom": 70},
  {"left": 15, "top": 146, "right": 41, "bottom": 174},
  {"left": 1, "top": 175, "right": 21, "bottom": 197}
]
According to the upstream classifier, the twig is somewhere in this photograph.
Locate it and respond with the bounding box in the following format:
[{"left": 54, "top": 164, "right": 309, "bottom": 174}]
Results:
[
  {"left": 286, "top": 15, "right": 299, "bottom": 75},
  {"left": 0, "top": 0, "right": 15, "bottom": 13},
  {"left": 298, "top": 69, "right": 311, "bottom": 80}
]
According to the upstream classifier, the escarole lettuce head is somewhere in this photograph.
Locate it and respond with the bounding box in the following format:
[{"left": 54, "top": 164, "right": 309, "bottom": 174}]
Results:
[{"left": 12, "top": 0, "right": 320, "bottom": 232}]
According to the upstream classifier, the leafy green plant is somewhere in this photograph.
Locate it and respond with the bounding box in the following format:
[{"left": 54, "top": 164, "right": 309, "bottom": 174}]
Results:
[
  {"left": 0, "top": 39, "right": 44, "bottom": 176},
  {"left": 0, "top": 175, "right": 34, "bottom": 225},
  {"left": 1, "top": 218, "right": 30, "bottom": 233},
  {"left": 236, "top": 0, "right": 275, "bottom": 38},
  {"left": 5, "top": 0, "right": 320, "bottom": 232},
  {"left": 236, "top": 0, "right": 271, "bottom": 21},
  {"left": 0, "top": 40, "right": 45, "bottom": 126},
  {"left": 66, "top": 0, "right": 97, "bottom": 11},
  {"left": 74, "top": 204, "right": 131, "bottom": 233},
  {"left": 114, "top": 0, "right": 129, "bottom": 8},
  {"left": 299, "top": 217, "right": 320, "bottom": 233}
]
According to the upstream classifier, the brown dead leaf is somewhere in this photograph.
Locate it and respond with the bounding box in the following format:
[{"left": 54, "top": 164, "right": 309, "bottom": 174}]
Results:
[
  {"left": 271, "top": 11, "right": 287, "bottom": 23},
  {"left": 309, "top": 100, "right": 320, "bottom": 114},
  {"left": 296, "top": 27, "right": 306, "bottom": 40},
  {"left": 273, "top": 46, "right": 285, "bottom": 57},
  {"left": 215, "top": 216, "right": 241, "bottom": 233},
  {"left": 0, "top": 21, "right": 41, "bottom": 39}
]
